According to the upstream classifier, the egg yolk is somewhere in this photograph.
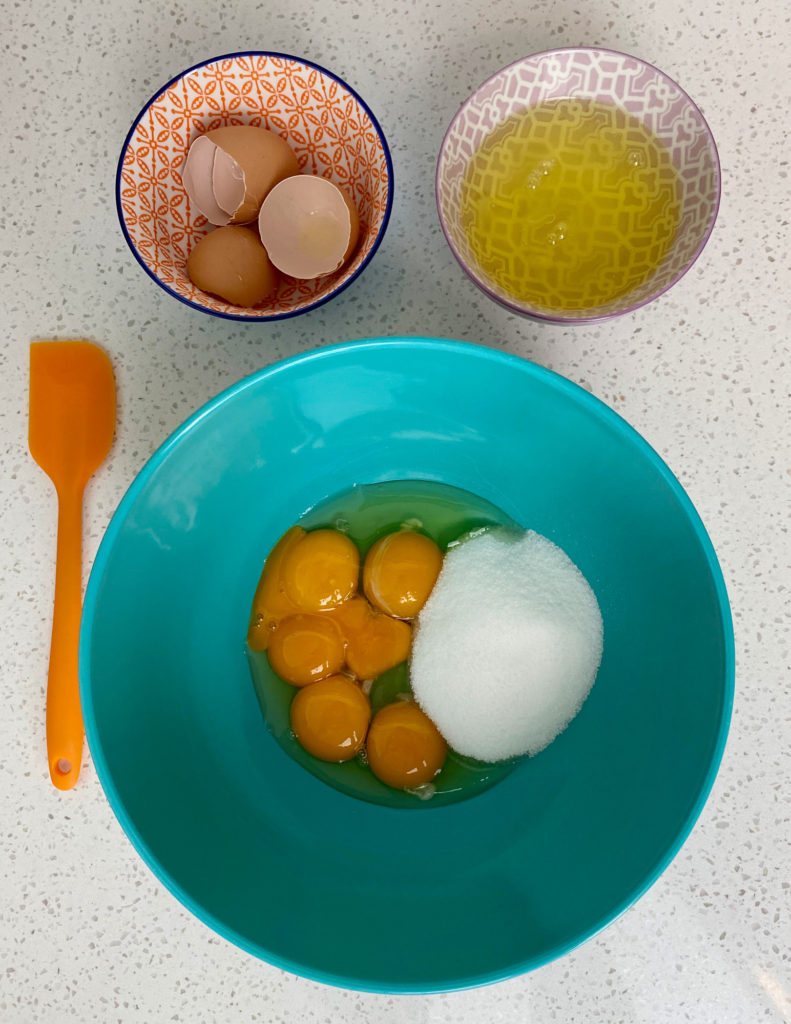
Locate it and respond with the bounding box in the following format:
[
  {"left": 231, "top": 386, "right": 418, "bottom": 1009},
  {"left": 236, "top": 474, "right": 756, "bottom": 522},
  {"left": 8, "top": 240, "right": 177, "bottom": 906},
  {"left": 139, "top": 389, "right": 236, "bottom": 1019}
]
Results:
[
  {"left": 363, "top": 530, "right": 443, "bottom": 618},
  {"left": 282, "top": 529, "right": 360, "bottom": 612},
  {"left": 267, "top": 613, "right": 345, "bottom": 687},
  {"left": 290, "top": 674, "right": 371, "bottom": 762},
  {"left": 329, "top": 596, "right": 412, "bottom": 680},
  {"left": 366, "top": 701, "right": 447, "bottom": 789},
  {"left": 247, "top": 526, "right": 305, "bottom": 651}
]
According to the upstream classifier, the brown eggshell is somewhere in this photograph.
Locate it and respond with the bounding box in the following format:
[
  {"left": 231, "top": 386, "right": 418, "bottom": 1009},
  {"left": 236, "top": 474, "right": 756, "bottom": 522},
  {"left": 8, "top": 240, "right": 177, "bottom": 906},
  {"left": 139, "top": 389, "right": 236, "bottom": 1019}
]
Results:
[
  {"left": 257, "top": 175, "right": 361, "bottom": 279},
  {"left": 339, "top": 186, "right": 360, "bottom": 264},
  {"left": 186, "top": 226, "right": 279, "bottom": 307},
  {"left": 204, "top": 126, "right": 299, "bottom": 224},
  {"left": 180, "top": 134, "right": 236, "bottom": 226}
]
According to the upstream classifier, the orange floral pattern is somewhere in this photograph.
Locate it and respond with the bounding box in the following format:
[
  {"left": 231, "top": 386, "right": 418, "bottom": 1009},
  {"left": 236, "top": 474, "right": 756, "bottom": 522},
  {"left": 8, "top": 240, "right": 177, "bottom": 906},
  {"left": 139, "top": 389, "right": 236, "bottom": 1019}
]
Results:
[{"left": 118, "top": 54, "right": 392, "bottom": 319}]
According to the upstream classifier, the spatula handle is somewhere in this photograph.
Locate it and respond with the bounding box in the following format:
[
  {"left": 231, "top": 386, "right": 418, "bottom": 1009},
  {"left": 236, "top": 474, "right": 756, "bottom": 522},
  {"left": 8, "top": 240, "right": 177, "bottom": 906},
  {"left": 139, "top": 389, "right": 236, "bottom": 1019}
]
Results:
[{"left": 47, "top": 486, "right": 84, "bottom": 790}]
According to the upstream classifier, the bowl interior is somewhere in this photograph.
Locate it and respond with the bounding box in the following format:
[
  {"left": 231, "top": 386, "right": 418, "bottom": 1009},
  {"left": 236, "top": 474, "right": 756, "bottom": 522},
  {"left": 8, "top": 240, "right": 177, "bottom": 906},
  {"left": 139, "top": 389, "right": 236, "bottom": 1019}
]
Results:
[
  {"left": 437, "top": 48, "right": 720, "bottom": 321},
  {"left": 81, "top": 339, "right": 732, "bottom": 991},
  {"left": 117, "top": 53, "right": 391, "bottom": 319}
]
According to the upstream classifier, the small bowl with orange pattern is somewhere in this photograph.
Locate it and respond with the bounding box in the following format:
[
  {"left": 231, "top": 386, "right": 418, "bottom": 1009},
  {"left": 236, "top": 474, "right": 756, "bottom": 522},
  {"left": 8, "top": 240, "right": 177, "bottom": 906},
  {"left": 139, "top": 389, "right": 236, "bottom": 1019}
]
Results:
[{"left": 116, "top": 51, "right": 393, "bottom": 321}]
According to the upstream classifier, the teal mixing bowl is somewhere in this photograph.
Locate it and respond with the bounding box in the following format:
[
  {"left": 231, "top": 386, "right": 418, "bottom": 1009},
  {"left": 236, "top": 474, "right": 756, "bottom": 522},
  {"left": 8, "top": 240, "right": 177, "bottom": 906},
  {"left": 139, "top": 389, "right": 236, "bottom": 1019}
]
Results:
[{"left": 80, "top": 338, "right": 733, "bottom": 992}]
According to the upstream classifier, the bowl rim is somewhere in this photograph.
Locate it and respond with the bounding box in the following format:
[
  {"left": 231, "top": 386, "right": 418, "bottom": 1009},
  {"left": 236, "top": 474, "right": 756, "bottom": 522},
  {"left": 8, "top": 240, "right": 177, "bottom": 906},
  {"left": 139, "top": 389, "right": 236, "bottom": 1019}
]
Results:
[
  {"left": 115, "top": 50, "right": 394, "bottom": 322},
  {"left": 80, "top": 336, "right": 735, "bottom": 992},
  {"left": 435, "top": 46, "right": 723, "bottom": 325}
]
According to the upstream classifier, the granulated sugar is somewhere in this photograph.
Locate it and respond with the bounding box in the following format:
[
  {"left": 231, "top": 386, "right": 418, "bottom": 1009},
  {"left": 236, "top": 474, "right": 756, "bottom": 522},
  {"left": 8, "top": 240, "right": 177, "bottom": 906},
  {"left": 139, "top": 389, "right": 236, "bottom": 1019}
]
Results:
[{"left": 410, "top": 530, "right": 603, "bottom": 762}]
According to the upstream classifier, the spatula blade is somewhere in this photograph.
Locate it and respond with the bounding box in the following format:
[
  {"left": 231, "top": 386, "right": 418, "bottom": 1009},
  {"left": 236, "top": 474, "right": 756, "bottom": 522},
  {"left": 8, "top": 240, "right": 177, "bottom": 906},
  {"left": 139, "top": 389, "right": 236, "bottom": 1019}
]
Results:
[{"left": 29, "top": 341, "right": 116, "bottom": 491}]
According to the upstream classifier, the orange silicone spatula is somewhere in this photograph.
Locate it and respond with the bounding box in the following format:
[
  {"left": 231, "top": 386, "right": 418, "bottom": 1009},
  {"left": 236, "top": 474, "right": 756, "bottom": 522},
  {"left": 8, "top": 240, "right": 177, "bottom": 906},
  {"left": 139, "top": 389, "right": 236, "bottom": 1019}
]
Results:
[{"left": 29, "top": 341, "right": 116, "bottom": 790}]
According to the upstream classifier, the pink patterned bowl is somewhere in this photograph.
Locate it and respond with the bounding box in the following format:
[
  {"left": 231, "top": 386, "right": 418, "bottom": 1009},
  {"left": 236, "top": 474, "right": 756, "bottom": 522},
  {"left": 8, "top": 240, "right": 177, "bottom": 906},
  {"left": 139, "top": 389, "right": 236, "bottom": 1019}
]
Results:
[
  {"left": 117, "top": 52, "right": 393, "bottom": 321},
  {"left": 436, "top": 48, "right": 721, "bottom": 324}
]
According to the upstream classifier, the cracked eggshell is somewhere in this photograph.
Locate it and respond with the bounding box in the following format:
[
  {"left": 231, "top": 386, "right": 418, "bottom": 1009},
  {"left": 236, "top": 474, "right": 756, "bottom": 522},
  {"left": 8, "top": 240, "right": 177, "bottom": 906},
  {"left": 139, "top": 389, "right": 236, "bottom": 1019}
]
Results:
[
  {"left": 181, "top": 126, "right": 300, "bottom": 225},
  {"left": 205, "top": 126, "right": 299, "bottom": 224},
  {"left": 186, "top": 225, "right": 279, "bottom": 307},
  {"left": 257, "top": 175, "right": 360, "bottom": 279},
  {"left": 180, "top": 135, "right": 236, "bottom": 226}
]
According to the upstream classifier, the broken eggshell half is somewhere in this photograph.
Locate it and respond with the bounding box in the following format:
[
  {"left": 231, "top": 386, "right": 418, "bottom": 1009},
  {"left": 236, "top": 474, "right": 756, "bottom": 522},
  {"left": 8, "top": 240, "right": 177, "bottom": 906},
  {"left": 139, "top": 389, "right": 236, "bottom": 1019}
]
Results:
[
  {"left": 258, "top": 175, "right": 360, "bottom": 279},
  {"left": 180, "top": 125, "right": 300, "bottom": 226}
]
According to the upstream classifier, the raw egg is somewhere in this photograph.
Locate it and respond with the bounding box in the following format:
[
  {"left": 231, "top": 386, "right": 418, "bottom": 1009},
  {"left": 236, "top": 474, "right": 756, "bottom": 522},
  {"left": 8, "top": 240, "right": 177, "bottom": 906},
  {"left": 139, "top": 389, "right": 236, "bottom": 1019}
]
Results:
[
  {"left": 267, "top": 613, "right": 345, "bottom": 687},
  {"left": 258, "top": 175, "right": 360, "bottom": 279},
  {"left": 366, "top": 701, "right": 447, "bottom": 789},
  {"left": 363, "top": 530, "right": 443, "bottom": 618},
  {"left": 290, "top": 675, "right": 371, "bottom": 762},
  {"left": 281, "top": 529, "right": 360, "bottom": 612},
  {"left": 186, "top": 225, "right": 278, "bottom": 307},
  {"left": 247, "top": 526, "right": 305, "bottom": 651},
  {"left": 330, "top": 596, "right": 412, "bottom": 680},
  {"left": 181, "top": 125, "right": 299, "bottom": 225}
]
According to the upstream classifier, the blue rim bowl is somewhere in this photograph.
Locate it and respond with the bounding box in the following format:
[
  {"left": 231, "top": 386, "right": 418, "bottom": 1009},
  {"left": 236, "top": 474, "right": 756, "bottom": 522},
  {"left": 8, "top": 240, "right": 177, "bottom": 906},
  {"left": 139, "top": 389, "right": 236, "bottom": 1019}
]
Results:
[{"left": 116, "top": 52, "right": 393, "bottom": 322}]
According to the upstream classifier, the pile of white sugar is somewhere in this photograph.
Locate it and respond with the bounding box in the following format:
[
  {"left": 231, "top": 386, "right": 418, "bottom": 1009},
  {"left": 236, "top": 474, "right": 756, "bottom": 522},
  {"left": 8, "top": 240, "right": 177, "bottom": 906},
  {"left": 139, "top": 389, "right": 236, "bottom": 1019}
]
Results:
[{"left": 410, "top": 530, "right": 603, "bottom": 762}]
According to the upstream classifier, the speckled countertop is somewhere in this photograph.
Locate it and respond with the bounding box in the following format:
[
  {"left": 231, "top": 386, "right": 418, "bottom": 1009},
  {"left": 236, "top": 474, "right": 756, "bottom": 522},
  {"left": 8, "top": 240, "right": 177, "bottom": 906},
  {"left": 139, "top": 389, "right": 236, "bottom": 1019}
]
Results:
[{"left": 2, "top": 0, "right": 789, "bottom": 1020}]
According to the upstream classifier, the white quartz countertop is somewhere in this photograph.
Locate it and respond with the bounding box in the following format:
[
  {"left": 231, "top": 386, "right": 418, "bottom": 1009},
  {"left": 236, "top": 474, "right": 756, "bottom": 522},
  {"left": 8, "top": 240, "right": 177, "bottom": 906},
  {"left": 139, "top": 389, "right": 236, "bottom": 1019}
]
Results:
[{"left": 2, "top": 0, "right": 790, "bottom": 1020}]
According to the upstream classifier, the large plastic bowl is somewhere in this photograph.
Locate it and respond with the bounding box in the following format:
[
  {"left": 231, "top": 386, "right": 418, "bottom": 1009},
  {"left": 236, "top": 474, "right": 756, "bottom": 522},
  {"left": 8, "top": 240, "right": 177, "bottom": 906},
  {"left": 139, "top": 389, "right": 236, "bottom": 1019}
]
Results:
[{"left": 80, "top": 338, "right": 733, "bottom": 992}]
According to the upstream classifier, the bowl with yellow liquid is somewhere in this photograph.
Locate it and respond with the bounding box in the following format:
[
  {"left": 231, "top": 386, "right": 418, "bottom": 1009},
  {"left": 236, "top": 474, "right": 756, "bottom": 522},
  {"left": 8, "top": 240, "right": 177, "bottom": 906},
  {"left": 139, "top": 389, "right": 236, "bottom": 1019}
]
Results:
[{"left": 436, "top": 47, "right": 721, "bottom": 322}]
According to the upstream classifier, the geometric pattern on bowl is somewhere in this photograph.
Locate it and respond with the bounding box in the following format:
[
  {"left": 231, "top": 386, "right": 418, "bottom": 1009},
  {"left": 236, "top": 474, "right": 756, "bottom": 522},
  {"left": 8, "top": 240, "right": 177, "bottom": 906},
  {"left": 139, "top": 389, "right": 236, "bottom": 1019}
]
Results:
[
  {"left": 436, "top": 47, "right": 721, "bottom": 323},
  {"left": 117, "top": 52, "right": 393, "bottom": 321}
]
